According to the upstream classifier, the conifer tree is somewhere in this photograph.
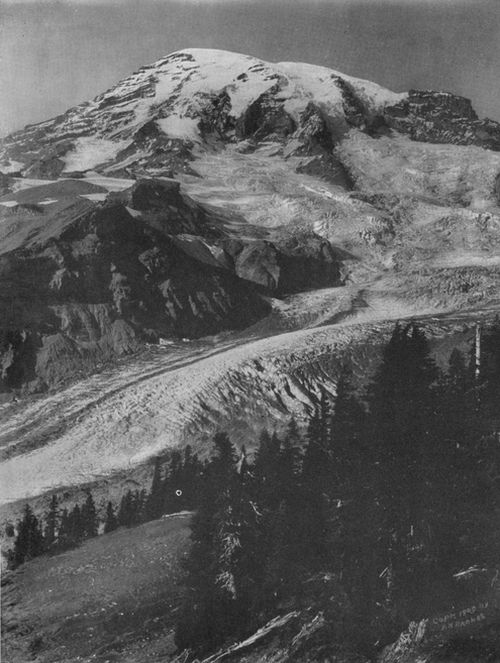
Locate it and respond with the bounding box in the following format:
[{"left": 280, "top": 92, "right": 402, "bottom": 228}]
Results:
[
  {"left": 278, "top": 428, "right": 300, "bottom": 502},
  {"left": 104, "top": 501, "right": 119, "bottom": 533},
  {"left": 118, "top": 491, "right": 134, "bottom": 527},
  {"left": 57, "top": 507, "right": 71, "bottom": 550},
  {"left": 253, "top": 429, "right": 282, "bottom": 511},
  {"left": 164, "top": 450, "right": 185, "bottom": 513},
  {"left": 283, "top": 417, "right": 302, "bottom": 463},
  {"left": 180, "top": 445, "right": 202, "bottom": 509},
  {"left": 161, "top": 466, "right": 174, "bottom": 514},
  {"left": 229, "top": 445, "right": 262, "bottom": 624},
  {"left": 209, "top": 435, "right": 241, "bottom": 608},
  {"left": 367, "top": 323, "right": 441, "bottom": 611},
  {"left": 329, "top": 367, "right": 366, "bottom": 496},
  {"left": 69, "top": 504, "right": 84, "bottom": 545},
  {"left": 146, "top": 457, "right": 164, "bottom": 520},
  {"left": 260, "top": 478, "right": 303, "bottom": 604},
  {"left": 255, "top": 423, "right": 303, "bottom": 604},
  {"left": 438, "top": 345, "right": 499, "bottom": 571},
  {"left": 329, "top": 367, "right": 378, "bottom": 617},
  {"left": 176, "top": 433, "right": 242, "bottom": 653},
  {"left": 13, "top": 504, "right": 44, "bottom": 566},
  {"left": 480, "top": 317, "right": 500, "bottom": 405},
  {"left": 44, "top": 494, "right": 59, "bottom": 550},
  {"left": 135, "top": 489, "right": 147, "bottom": 524},
  {"left": 82, "top": 491, "right": 98, "bottom": 538},
  {"left": 161, "top": 449, "right": 200, "bottom": 514},
  {"left": 299, "top": 389, "right": 333, "bottom": 570}
]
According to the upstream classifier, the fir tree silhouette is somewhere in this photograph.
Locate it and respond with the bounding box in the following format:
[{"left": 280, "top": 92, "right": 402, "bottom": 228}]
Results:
[
  {"left": 176, "top": 432, "right": 241, "bottom": 653},
  {"left": 43, "top": 494, "right": 59, "bottom": 550},
  {"left": 13, "top": 504, "right": 44, "bottom": 567},
  {"left": 104, "top": 501, "right": 119, "bottom": 533},
  {"left": 82, "top": 491, "right": 98, "bottom": 538},
  {"left": 146, "top": 457, "right": 164, "bottom": 520},
  {"left": 118, "top": 491, "right": 134, "bottom": 527},
  {"left": 69, "top": 504, "right": 84, "bottom": 545},
  {"left": 299, "top": 389, "right": 332, "bottom": 570}
]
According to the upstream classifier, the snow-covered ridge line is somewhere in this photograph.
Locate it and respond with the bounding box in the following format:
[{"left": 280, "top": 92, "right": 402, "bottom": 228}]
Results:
[
  {"left": 0, "top": 48, "right": 407, "bottom": 174},
  {"left": 88, "top": 47, "right": 407, "bottom": 123}
]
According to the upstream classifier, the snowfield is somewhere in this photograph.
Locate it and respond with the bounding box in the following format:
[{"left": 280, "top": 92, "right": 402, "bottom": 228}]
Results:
[{"left": 62, "top": 137, "right": 131, "bottom": 172}]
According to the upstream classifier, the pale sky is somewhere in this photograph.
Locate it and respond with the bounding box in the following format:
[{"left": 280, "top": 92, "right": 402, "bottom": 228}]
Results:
[{"left": 0, "top": 0, "right": 499, "bottom": 136}]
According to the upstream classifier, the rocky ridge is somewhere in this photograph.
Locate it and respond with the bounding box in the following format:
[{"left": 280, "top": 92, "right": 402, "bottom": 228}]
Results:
[{"left": 0, "top": 176, "right": 344, "bottom": 393}]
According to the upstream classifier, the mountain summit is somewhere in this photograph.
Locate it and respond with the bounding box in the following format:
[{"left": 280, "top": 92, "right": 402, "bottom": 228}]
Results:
[
  {"left": 1, "top": 48, "right": 499, "bottom": 181},
  {"left": 0, "top": 48, "right": 403, "bottom": 178}
]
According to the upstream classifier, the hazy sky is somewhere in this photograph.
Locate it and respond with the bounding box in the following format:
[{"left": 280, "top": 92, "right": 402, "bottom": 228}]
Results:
[{"left": 0, "top": 0, "right": 499, "bottom": 136}]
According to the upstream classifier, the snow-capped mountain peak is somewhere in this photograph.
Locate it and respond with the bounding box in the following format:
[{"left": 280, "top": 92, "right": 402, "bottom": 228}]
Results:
[
  {"left": 1, "top": 48, "right": 406, "bottom": 178},
  {"left": 3, "top": 47, "right": 499, "bottom": 182}
]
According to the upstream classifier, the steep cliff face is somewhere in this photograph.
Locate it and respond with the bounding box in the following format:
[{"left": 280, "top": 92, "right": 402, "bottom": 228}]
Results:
[
  {"left": 382, "top": 90, "right": 500, "bottom": 150},
  {"left": 0, "top": 179, "right": 275, "bottom": 392},
  {"left": 0, "top": 172, "right": 347, "bottom": 392},
  {"left": 222, "top": 232, "right": 342, "bottom": 294}
]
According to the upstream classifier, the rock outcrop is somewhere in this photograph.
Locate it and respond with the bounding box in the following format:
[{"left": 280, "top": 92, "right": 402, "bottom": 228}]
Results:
[
  {"left": 222, "top": 232, "right": 342, "bottom": 294},
  {"left": 383, "top": 90, "right": 500, "bottom": 150},
  {"left": 0, "top": 179, "right": 272, "bottom": 392}
]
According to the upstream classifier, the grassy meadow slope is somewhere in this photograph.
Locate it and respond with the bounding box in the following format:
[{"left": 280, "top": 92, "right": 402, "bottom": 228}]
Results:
[{"left": 1, "top": 513, "right": 191, "bottom": 663}]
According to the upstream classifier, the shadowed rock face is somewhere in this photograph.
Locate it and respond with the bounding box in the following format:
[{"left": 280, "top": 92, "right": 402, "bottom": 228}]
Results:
[
  {"left": 236, "top": 85, "right": 297, "bottom": 142},
  {"left": 108, "top": 178, "right": 225, "bottom": 238},
  {"left": 383, "top": 90, "right": 500, "bottom": 150},
  {"left": 0, "top": 181, "right": 272, "bottom": 393},
  {"left": 222, "top": 234, "right": 342, "bottom": 294},
  {"left": 0, "top": 172, "right": 346, "bottom": 393}
]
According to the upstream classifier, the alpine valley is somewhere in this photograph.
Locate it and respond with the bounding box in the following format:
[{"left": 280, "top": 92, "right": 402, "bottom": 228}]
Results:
[{"left": 2, "top": 49, "right": 500, "bottom": 663}]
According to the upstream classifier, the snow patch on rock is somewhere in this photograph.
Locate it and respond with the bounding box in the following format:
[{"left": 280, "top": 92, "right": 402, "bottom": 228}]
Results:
[
  {"left": 62, "top": 137, "right": 130, "bottom": 172},
  {"left": 157, "top": 116, "right": 201, "bottom": 142}
]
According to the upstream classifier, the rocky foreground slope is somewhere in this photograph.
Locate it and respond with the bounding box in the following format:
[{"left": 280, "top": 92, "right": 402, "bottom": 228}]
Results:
[{"left": 1, "top": 48, "right": 500, "bottom": 511}]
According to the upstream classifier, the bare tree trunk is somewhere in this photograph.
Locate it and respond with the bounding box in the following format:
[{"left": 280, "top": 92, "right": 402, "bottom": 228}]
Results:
[{"left": 475, "top": 324, "right": 481, "bottom": 380}]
